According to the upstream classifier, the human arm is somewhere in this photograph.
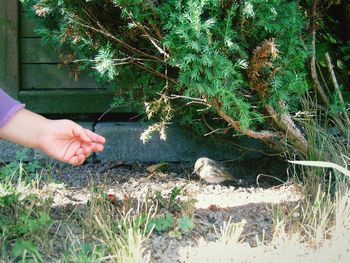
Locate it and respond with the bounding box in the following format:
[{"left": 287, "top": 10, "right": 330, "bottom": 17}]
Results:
[{"left": 0, "top": 89, "right": 105, "bottom": 166}]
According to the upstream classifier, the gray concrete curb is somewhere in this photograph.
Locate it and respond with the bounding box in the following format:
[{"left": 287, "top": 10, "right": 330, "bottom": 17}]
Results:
[{"left": 0, "top": 122, "right": 266, "bottom": 163}]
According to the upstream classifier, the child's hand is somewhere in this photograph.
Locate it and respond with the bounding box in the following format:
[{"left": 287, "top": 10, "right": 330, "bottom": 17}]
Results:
[{"left": 37, "top": 119, "right": 106, "bottom": 166}]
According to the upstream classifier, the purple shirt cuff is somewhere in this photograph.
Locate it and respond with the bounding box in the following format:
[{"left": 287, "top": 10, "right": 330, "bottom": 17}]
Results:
[{"left": 0, "top": 89, "right": 25, "bottom": 128}]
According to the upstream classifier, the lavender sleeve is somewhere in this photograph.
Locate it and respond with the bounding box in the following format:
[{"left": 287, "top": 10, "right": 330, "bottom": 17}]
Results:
[{"left": 0, "top": 89, "right": 25, "bottom": 128}]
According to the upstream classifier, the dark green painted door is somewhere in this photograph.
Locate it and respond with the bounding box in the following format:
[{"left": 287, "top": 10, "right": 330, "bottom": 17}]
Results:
[{"left": 1, "top": 0, "right": 115, "bottom": 114}]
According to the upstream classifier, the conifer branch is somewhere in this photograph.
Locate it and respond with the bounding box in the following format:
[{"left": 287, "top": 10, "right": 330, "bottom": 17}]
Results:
[
  {"left": 132, "top": 61, "right": 177, "bottom": 84},
  {"left": 211, "top": 98, "right": 278, "bottom": 140},
  {"left": 71, "top": 18, "right": 164, "bottom": 64},
  {"left": 145, "top": 0, "right": 164, "bottom": 40},
  {"left": 125, "top": 11, "right": 169, "bottom": 58}
]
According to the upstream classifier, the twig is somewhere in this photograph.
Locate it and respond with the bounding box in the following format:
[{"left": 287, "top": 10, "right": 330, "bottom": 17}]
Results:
[
  {"left": 71, "top": 18, "right": 164, "bottom": 64},
  {"left": 325, "top": 52, "right": 350, "bottom": 128},
  {"left": 126, "top": 11, "right": 169, "bottom": 58},
  {"left": 204, "top": 128, "right": 223, "bottom": 136},
  {"left": 309, "top": 0, "right": 330, "bottom": 105},
  {"left": 145, "top": 0, "right": 164, "bottom": 40},
  {"left": 75, "top": 57, "right": 161, "bottom": 64},
  {"left": 316, "top": 62, "right": 331, "bottom": 97},
  {"left": 201, "top": 113, "right": 230, "bottom": 136},
  {"left": 132, "top": 61, "right": 177, "bottom": 84},
  {"left": 168, "top": 94, "right": 210, "bottom": 103},
  {"left": 256, "top": 174, "right": 287, "bottom": 187}
]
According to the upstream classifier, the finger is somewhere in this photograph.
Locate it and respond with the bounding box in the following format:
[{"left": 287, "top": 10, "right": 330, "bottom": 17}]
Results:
[
  {"left": 76, "top": 148, "right": 85, "bottom": 156},
  {"left": 85, "top": 129, "right": 106, "bottom": 144},
  {"left": 69, "top": 154, "right": 85, "bottom": 166},
  {"left": 77, "top": 154, "right": 86, "bottom": 165},
  {"left": 90, "top": 143, "right": 104, "bottom": 152},
  {"left": 77, "top": 147, "right": 91, "bottom": 158},
  {"left": 72, "top": 125, "right": 91, "bottom": 143},
  {"left": 82, "top": 145, "right": 92, "bottom": 155},
  {"left": 68, "top": 155, "right": 79, "bottom": 166}
]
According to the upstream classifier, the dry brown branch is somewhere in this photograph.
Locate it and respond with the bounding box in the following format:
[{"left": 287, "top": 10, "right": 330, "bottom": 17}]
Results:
[
  {"left": 311, "top": 32, "right": 330, "bottom": 105},
  {"left": 247, "top": 39, "right": 309, "bottom": 155},
  {"left": 126, "top": 11, "right": 169, "bottom": 58},
  {"left": 211, "top": 98, "right": 278, "bottom": 140},
  {"left": 265, "top": 103, "right": 309, "bottom": 156},
  {"left": 132, "top": 61, "right": 177, "bottom": 84},
  {"left": 309, "top": 0, "right": 330, "bottom": 105},
  {"left": 325, "top": 53, "right": 350, "bottom": 128}
]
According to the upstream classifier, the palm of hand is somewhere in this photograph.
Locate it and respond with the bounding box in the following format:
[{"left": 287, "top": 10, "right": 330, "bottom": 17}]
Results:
[{"left": 38, "top": 120, "right": 105, "bottom": 165}]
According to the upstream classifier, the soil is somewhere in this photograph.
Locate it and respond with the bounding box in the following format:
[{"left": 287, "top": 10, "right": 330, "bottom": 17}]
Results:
[{"left": 34, "top": 157, "right": 301, "bottom": 262}]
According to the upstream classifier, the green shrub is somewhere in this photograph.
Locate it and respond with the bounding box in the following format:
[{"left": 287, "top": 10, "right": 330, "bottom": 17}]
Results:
[{"left": 21, "top": 0, "right": 311, "bottom": 154}]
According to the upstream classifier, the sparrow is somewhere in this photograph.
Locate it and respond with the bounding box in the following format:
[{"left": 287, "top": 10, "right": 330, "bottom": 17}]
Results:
[{"left": 193, "top": 157, "right": 242, "bottom": 185}]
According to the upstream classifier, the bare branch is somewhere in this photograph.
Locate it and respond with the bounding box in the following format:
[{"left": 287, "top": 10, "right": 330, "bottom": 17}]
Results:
[
  {"left": 325, "top": 53, "right": 350, "bottom": 128},
  {"left": 126, "top": 11, "right": 169, "bottom": 58},
  {"left": 71, "top": 17, "right": 164, "bottom": 64},
  {"left": 309, "top": 0, "right": 330, "bottom": 105},
  {"left": 132, "top": 61, "right": 177, "bottom": 84},
  {"left": 168, "top": 94, "right": 209, "bottom": 103},
  {"left": 211, "top": 97, "right": 278, "bottom": 140},
  {"left": 265, "top": 103, "right": 309, "bottom": 156}
]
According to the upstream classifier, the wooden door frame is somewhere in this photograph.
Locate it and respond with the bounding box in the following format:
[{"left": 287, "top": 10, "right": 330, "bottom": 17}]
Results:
[
  {"left": 0, "top": 0, "right": 19, "bottom": 99},
  {"left": 0, "top": 1, "right": 120, "bottom": 115}
]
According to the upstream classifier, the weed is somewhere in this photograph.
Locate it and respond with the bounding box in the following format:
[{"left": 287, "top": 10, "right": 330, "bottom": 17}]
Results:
[
  {"left": 0, "top": 149, "right": 41, "bottom": 182},
  {"left": 149, "top": 186, "right": 196, "bottom": 238},
  {"left": 148, "top": 213, "right": 174, "bottom": 233},
  {"left": 154, "top": 185, "right": 185, "bottom": 212}
]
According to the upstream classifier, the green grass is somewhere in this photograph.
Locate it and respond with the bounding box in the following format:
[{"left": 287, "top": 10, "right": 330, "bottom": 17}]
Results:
[{"left": 1, "top": 97, "right": 350, "bottom": 262}]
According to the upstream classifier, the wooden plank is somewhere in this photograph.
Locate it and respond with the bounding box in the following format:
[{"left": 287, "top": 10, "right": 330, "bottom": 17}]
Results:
[
  {"left": 20, "top": 11, "right": 38, "bottom": 38},
  {"left": 0, "top": 0, "right": 19, "bottom": 98},
  {"left": 22, "top": 64, "right": 100, "bottom": 90},
  {"left": 21, "top": 38, "right": 60, "bottom": 63},
  {"left": 19, "top": 89, "right": 121, "bottom": 114}
]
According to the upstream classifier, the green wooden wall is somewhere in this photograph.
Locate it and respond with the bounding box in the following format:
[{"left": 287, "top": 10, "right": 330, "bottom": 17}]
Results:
[{"left": 0, "top": 0, "right": 115, "bottom": 114}]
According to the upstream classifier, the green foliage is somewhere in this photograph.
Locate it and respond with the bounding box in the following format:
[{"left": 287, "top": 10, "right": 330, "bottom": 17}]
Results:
[
  {"left": 20, "top": 0, "right": 310, "bottom": 146},
  {"left": 0, "top": 193, "right": 52, "bottom": 238},
  {"left": 150, "top": 186, "right": 195, "bottom": 236},
  {"left": 148, "top": 213, "right": 174, "bottom": 233},
  {"left": 147, "top": 213, "right": 195, "bottom": 237},
  {"left": 61, "top": 242, "right": 106, "bottom": 263},
  {"left": 155, "top": 186, "right": 184, "bottom": 212},
  {"left": 0, "top": 151, "right": 52, "bottom": 261},
  {"left": 12, "top": 239, "right": 43, "bottom": 262},
  {"left": 177, "top": 215, "right": 195, "bottom": 233},
  {"left": 0, "top": 190, "right": 52, "bottom": 261},
  {"left": 0, "top": 149, "right": 41, "bottom": 181}
]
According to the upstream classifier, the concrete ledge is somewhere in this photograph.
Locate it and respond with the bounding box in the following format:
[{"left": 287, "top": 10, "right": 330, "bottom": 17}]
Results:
[
  {"left": 0, "top": 122, "right": 266, "bottom": 163},
  {"left": 95, "top": 122, "right": 265, "bottom": 162}
]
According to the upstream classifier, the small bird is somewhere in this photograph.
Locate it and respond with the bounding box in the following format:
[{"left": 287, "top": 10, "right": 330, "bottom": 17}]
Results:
[{"left": 193, "top": 157, "right": 241, "bottom": 184}]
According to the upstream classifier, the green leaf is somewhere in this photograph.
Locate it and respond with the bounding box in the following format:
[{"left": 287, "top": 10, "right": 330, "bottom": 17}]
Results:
[
  {"left": 177, "top": 215, "right": 195, "bottom": 233},
  {"left": 15, "top": 149, "right": 29, "bottom": 162},
  {"left": 12, "top": 240, "right": 40, "bottom": 257},
  {"left": 148, "top": 213, "right": 174, "bottom": 233}
]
